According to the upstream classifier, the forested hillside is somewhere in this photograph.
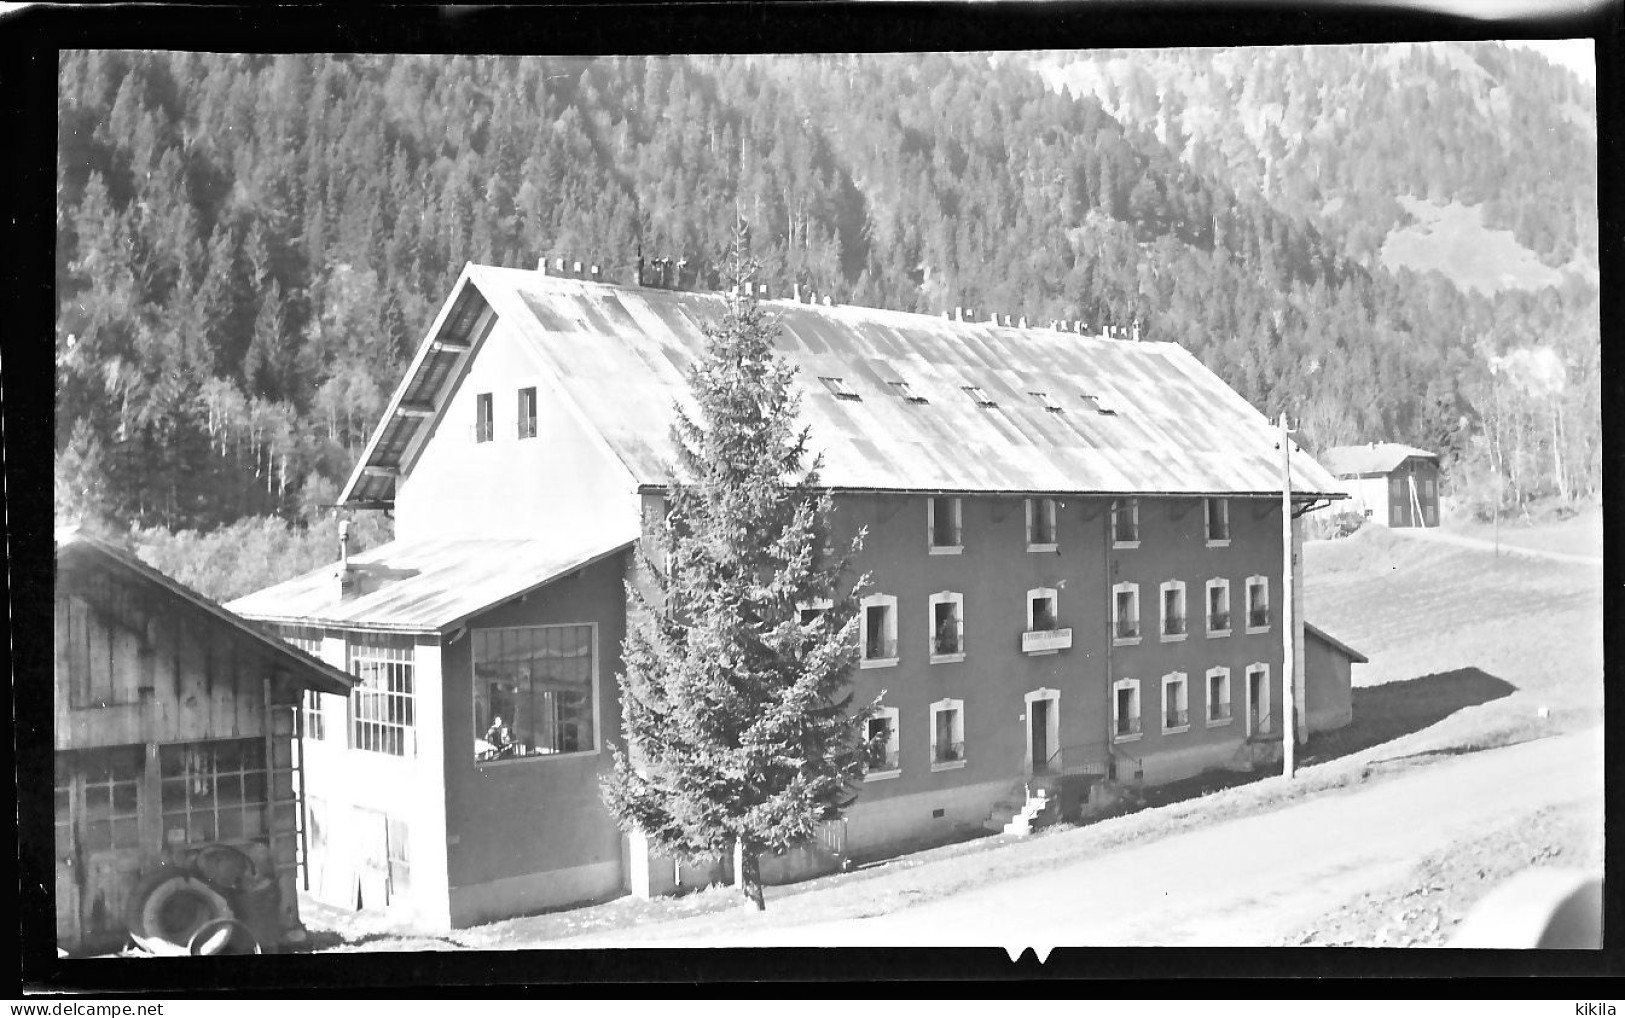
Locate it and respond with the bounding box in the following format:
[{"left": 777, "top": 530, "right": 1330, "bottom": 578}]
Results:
[{"left": 54, "top": 49, "right": 1600, "bottom": 581}]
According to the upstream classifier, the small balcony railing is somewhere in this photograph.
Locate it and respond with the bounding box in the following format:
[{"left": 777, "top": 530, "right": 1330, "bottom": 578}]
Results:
[
  {"left": 863, "top": 635, "right": 898, "bottom": 661},
  {"left": 934, "top": 741, "right": 965, "bottom": 764},
  {"left": 1164, "top": 708, "right": 1189, "bottom": 729},
  {"left": 865, "top": 745, "right": 899, "bottom": 772},
  {"left": 1248, "top": 607, "right": 1269, "bottom": 628},
  {"left": 1114, "top": 714, "right": 1141, "bottom": 737},
  {"left": 1115, "top": 616, "right": 1140, "bottom": 640},
  {"left": 1163, "top": 614, "right": 1187, "bottom": 636},
  {"left": 516, "top": 416, "right": 537, "bottom": 440},
  {"left": 1209, "top": 702, "right": 1232, "bottom": 721},
  {"left": 1208, "top": 611, "right": 1231, "bottom": 632}
]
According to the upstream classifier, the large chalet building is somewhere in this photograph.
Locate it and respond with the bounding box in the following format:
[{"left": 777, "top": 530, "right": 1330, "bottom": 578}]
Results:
[{"left": 230, "top": 262, "right": 1359, "bottom": 930}]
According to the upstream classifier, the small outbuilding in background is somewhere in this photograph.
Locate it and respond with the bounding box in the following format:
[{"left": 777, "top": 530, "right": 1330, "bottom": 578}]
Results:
[
  {"left": 53, "top": 527, "right": 356, "bottom": 955},
  {"left": 1318, "top": 442, "right": 1441, "bottom": 528}
]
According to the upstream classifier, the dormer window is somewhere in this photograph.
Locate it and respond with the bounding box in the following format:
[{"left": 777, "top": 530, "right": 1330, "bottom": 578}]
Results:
[
  {"left": 889, "top": 380, "right": 929, "bottom": 405},
  {"left": 517, "top": 387, "right": 538, "bottom": 440},
  {"left": 962, "top": 385, "right": 997, "bottom": 409},
  {"left": 1030, "top": 392, "right": 1064, "bottom": 414},
  {"left": 475, "top": 392, "right": 494, "bottom": 443},
  {"left": 819, "top": 376, "right": 861, "bottom": 401}
]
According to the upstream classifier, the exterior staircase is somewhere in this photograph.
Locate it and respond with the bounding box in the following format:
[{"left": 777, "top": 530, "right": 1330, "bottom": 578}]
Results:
[{"left": 984, "top": 773, "right": 1063, "bottom": 836}]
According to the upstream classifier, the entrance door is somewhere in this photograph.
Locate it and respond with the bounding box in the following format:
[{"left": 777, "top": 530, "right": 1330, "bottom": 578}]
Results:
[
  {"left": 1247, "top": 670, "right": 1267, "bottom": 735},
  {"left": 1031, "top": 699, "right": 1050, "bottom": 773},
  {"left": 353, "top": 806, "right": 391, "bottom": 909}
]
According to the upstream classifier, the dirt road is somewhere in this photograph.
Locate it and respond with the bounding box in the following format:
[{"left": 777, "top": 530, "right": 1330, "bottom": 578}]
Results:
[
  {"left": 562, "top": 728, "right": 1602, "bottom": 952},
  {"left": 1398, "top": 526, "right": 1602, "bottom": 566}
]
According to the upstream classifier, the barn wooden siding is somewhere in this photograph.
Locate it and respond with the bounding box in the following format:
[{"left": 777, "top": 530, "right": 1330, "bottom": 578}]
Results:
[{"left": 53, "top": 543, "right": 328, "bottom": 951}]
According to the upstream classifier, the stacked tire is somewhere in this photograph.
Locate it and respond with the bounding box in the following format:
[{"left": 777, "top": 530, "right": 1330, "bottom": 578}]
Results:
[{"left": 125, "top": 845, "right": 275, "bottom": 955}]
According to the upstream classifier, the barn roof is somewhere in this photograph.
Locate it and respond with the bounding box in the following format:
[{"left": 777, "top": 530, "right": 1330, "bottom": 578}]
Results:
[
  {"left": 1304, "top": 621, "right": 1369, "bottom": 664},
  {"left": 1318, "top": 442, "right": 1439, "bottom": 478},
  {"left": 226, "top": 532, "right": 632, "bottom": 634},
  {"left": 55, "top": 527, "right": 357, "bottom": 695},
  {"left": 341, "top": 264, "right": 1347, "bottom": 507}
]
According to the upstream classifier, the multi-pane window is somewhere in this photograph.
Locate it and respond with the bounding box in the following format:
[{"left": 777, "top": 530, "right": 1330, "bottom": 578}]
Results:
[
  {"left": 1206, "top": 578, "right": 1231, "bottom": 636},
  {"left": 517, "top": 387, "right": 538, "bottom": 439},
  {"left": 929, "top": 591, "right": 964, "bottom": 660},
  {"left": 473, "top": 624, "right": 596, "bottom": 761},
  {"left": 277, "top": 626, "right": 327, "bottom": 741},
  {"left": 1162, "top": 673, "right": 1190, "bottom": 732},
  {"left": 1113, "top": 680, "right": 1142, "bottom": 741},
  {"left": 928, "top": 496, "right": 963, "bottom": 552},
  {"left": 1160, "top": 581, "right": 1187, "bottom": 639},
  {"left": 1028, "top": 587, "right": 1059, "bottom": 632},
  {"left": 1027, "top": 497, "right": 1058, "bottom": 549},
  {"left": 1205, "top": 497, "right": 1230, "bottom": 544},
  {"left": 1111, "top": 499, "right": 1139, "bottom": 545},
  {"left": 930, "top": 699, "right": 965, "bottom": 768},
  {"left": 1207, "top": 667, "right": 1233, "bottom": 724},
  {"left": 349, "top": 634, "right": 416, "bottom": 757},
  {"left": 865, "top": 707, "right": 901, "bottom": 776},
  {"left": 159, "top": 739, "right": 270, "bottom": 846},
  {"left": 1113, "top": 582, "right": 1141, "bottom": 643},
  {"left": 77, "top": 745, "right": 144, "bottom": 853},
  {"left": 1246, "top": 576, "right": 1270, "bottom": 632},
  {"left": 860, "top": 594, "right": 899, "bottom": 666},
  {"left": 474, "top": 392, "right": 494, "bottom": 443}
]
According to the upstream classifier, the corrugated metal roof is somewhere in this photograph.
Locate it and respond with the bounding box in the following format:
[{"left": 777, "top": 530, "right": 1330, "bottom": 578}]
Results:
[
  {"left": 345, "top": 264, "right": 1347, "bottom": 504},
  {"left": 56, "top": 527, "right": 357, "bottom": 695},
  {"left": 1318, "top": 442, "right": 1439, "bottom": 478},
  {"left": 225, "top": 532, "right": 633, "bottom": 633}
]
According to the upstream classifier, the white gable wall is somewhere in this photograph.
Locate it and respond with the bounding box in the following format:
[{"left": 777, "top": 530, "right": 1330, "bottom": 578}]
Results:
[{"left": 395, "top": 315, "right": 641, "bottom": 544}]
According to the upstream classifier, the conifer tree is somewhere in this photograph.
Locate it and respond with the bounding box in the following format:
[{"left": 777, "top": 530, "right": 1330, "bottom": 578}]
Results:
[{"left": 601, "top": 224, "right": 876, "bottom": 911}]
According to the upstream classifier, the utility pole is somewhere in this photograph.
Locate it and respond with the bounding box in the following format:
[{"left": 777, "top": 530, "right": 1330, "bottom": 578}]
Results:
[{"left": 1280, "top": 413, "right": 1296, "bottom": 780}]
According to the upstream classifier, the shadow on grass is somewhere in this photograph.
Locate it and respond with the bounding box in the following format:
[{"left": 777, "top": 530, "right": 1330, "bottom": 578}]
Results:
[
  {"left": 1299, "top": 667, "right": 1517, "bottom": 767},
  {"left": 1136, "top": 667, "right": 1518, "bottom": 809}
]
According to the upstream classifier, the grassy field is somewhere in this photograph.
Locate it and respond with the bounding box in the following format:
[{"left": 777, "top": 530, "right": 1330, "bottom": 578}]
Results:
[
  {"left": 1380, "top": 196, "right": 1566, "bottom": 295},
  {"left": 1440, "top": 500, "right": 1602, "bottom": 559},
  {"left": 299, "top": 516, "right": 1604, "bottom": 951}
]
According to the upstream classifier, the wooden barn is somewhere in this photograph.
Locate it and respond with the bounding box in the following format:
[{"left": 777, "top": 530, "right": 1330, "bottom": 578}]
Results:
[
  {"left": 53, "top": 527, "right": 356, "bottom": 956},
  {"left": 1318, "top": 443, "right": 1441, "bottom": 528}
]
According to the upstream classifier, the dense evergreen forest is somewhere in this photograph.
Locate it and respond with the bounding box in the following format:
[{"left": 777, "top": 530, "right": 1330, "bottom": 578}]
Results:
[{"left": 53, "top": 48, "right": 1600, "bottom": 594}]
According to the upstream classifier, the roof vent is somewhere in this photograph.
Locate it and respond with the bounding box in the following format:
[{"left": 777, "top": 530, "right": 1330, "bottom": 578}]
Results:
[
  {"left": 889, "top": 380, "right": 929, "bottom": 405},
  {"left": 962, "top": 385, "right": 998, "bottom": 409},
  {"left": 819, "top": 377, "right": 861, "bottom": 401}
]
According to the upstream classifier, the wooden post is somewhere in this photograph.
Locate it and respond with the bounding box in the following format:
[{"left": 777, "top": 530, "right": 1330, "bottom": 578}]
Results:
[{"left": 1280, "top": 414, "right": 1296, "bottom": 780}]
